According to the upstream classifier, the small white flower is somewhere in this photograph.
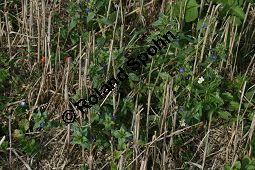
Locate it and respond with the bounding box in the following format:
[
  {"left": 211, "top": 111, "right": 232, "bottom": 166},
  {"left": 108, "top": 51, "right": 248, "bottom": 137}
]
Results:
[
  {"left": 198, "top": 76, "right": 204, "bottom": 84},
  {"left": 20, "top": 101, "right": 25, "bottom": 106},
  {"left": 179, "top": 119, "right": 186, "bottom": 127},
  {"left": 114, "top": 3, "right": 119, "bottom": 8}
]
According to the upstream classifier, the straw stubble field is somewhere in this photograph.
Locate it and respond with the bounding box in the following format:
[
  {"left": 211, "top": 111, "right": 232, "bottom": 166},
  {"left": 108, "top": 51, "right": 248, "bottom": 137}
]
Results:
[{"left": 0, "top": 0, "right": 255, "bottom": 169}]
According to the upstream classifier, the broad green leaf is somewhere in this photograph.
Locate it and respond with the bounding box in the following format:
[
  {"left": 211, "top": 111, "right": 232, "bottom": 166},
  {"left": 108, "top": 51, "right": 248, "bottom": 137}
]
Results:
[
  {"left": 228, "top": 0, "right": 236, "bottom": 6},
  {"left": 0, "top": 68, "right": 9, "bottom": 83},
  {"left": 128, "top": 73, "right": 139, "bottom": 81},
  {"left": 230, "top": 16, "right": 242, "bottom": 26},
  {"left": 19, "top": 119, "right": 30, "bottom": 132},
  {"left": 98, "top": 17, "right": 112, "bottom": 25},
  {"left": 229, "top": 101, "right": 240, "bottom": 111},
  {"left": 247, "top": 166, "right": 255, "bottom": 170},
  {"left": 224, "top": 164, "right": 231, "bottom": 170},
  {"left": 71, "top": 90, "right": 81, "bottom": 101},
  {"left": 173, "top": 2, "right": 180, "bottom": 18},
  {"left": 196, "top": 18, "right": 207, "bottom": 31},
  {"left": 245, "top": 90, "right": 255, "bottom": 101},
  {"left": 91, "top": 111, "right": 99, "bottom": 123},
  {"left": 221, "top": 92, "right": 234, "bottom": 101},
  {"left": 174, "top": 84, "right": 180, "bottom": 91},
  {"left": 159, "top": 72, "right": 170, "bottom": 80},
  {"left": 87, "top": 12, "right": 95, "bottom": 23},
  {"left": 0, "top": 141, "right": 8, "bottom": 151},
  {"left": 111, "top": 163, "right": 118, "bottom": 170},
  {"left": 185, "top": 0, "right": 199, "bottom": 22},
  {"left": 69, "top": 19, "right": 77, "bottom": 31},
  {"left": 231, "top": 6, "right": 245, "bottom": 19},
  {"left": 241, "top": 156, "right": 251, "bottom": 167},
  {"left": 70, "top": 32, "right": 79, "bottom": 44},
  {"left": 212, "top": 92, "right": 224, "bottom": 106},
  {"left": 234, "top": 161, "right": 241, "bottom": 169},
  {"left": 238, "top": 0, "right": 244, "bottom": 5},
  {"left": 13, "top": 129, "right": 24, "bottom": 139},
  {"left": 218, "top": 111, "right": 231, "bottom": 120}
]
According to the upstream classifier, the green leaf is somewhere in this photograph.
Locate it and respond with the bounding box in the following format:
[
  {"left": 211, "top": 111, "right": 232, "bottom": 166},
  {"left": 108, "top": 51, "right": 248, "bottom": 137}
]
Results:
[
  {"left": 103, "top": 114, "right": 114, "bottom": 130},
  {"left": 159, "top": 72, "right": 170, "bottom": 81},
  {"left": 91, "top": 111, "right": 99, "bottom": 123},
  {"left": 238, "top": 0, "right": 244, "bottom": 5},
  {"left": 247, "top": 166, "right": 255, "bottom": 170},
  {"left": 80, "top": 165, "right": 89, "bottom": 170},
  {"left": 72, "top": 128, "right": 89, "bottom": 149},
  {"left": 228, "top": 0, "right": 236, "bottom": 6},
  {"left": 13, "top": 129, "right": 24, "bottom": 139},
  {"left": 245, "top": 90, "right": 255, "bottom": 101},
  {"left": 173, "top": 2, "right": 180, "bottom": 18},
  {"left": 20, "top": 138, "right": 40, "bottom": 156},
  {"left": 232, "top": 16, "right": 242, "bottom": 26},
  {"left": 211, "top": 92, "right": 224, "bottom": 106},
  {"left": 234, "top": 161, "right": 241, "bottom": 169},
  {"left": 87, "top": 12, "right": 95, "bottom": 23},
  {"left": 231, "top": 6, "right": 245, "bottom": 19},
  {"left": 242, "top": 156, "right": 251, "bottom": 168},
  {"left": 71, "top": 90, "right": 81, "bottom": 101},
  {"left": 0, "top": 141, "right": 8, "bottom": 151},
  {"left": 218, "top": 111, "right": 231, "bottom": 120},
  {"left": 111, "top": 163, "right": 118, "bottom": 170},
  {"left": 196, "top": 18, "right": 206, "bottom": 31},
  {"left": 224, "top": 164, "right": 231, "bottom": 170},
  {"left": 98, "top": 17, "right": 112, "bottom": 25},
  {"left": 69, "top": 19, "right": 77, "bottom": 31},
  {"left": 185, "top": 0, "right": 199, "bottom": 22},
  {"left": 70, "top": 32, "right": 79, "bottom": 44},
  {"left": 19, "top": 119, "right": 30, "bottom": 132},
  {"left": 128, "top": 73, "right": 139, "bottom": 81},
  {"left": 229, "top": 101, "right": 240, "bottom": 111},
  {"left": 0, "top": 68, "right": 9, "bottom": 83},
  {"left": 221, "top": 92, "right": 234, "bottom": 101}
]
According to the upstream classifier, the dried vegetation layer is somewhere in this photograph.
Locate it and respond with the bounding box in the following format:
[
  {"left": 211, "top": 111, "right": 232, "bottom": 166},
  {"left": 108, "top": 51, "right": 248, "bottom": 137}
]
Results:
[{"left": 0, "top": 0, "right": 255, "bottom": 169}]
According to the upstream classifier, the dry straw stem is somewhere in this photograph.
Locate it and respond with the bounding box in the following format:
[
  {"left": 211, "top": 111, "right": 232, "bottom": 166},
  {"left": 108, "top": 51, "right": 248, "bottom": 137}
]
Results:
[
  {"left": 0, "top": 136, "right": 5, "bottom": 146},
  {"left": 126, "top": 122, "right": 203, "bottom": 169},
  {"left": 7, "top": 148, "right": 32, "bottom": 170}
]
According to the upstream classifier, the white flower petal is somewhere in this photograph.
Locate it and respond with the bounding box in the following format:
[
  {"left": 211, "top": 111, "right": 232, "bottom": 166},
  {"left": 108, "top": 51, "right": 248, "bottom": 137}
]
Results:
[
  {"left": 180, "top": 119, "right": 186, "bottom": 127},
  {"left": 198, "top": 77, "right": 204, "bottom": 84},
  {"left": 20, "top": 101, "right": 25, "bottom": 106}
]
